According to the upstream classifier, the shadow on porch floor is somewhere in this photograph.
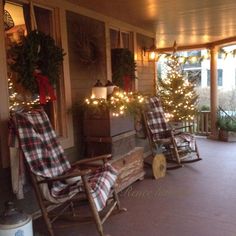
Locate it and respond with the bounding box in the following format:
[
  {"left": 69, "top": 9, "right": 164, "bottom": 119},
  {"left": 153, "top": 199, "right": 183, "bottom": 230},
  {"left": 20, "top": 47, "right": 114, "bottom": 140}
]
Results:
[{"left": 34, "top": 138, "right": 236, "bottom": 236}]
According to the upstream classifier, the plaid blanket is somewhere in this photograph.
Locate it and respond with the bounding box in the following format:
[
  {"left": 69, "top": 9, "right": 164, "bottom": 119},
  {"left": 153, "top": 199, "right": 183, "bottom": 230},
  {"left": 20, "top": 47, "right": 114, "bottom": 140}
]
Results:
[
  {"left": 145, "top": 97, "right": 170, "bottom": 141},
  {"left": 9, "top": 109, "right": 117, "bottom": 211},
  {"left": 145, "top": 96, "right": 196, "bottom": 150}
]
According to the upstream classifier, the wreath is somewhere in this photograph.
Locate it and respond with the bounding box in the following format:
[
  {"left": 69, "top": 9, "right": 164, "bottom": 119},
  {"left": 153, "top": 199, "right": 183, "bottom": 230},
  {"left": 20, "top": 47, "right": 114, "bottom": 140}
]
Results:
[
  {"left": 10, "top": 30, "right": 65, "bottom": 102},
  {"left": 76, "top": 37, "right": 99, "bottom": 64}
]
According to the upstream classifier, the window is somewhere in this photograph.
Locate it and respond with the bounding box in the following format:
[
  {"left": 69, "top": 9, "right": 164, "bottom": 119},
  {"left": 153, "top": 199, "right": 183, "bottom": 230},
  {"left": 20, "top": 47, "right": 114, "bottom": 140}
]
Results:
[
  {"left": 5, "top": 1, "right": 70, "bottom": 139},
  {"left": 1, "top": 1, "right": 73, "bottom": 168},
  {"left": 109, "top": 28, "right": 133, "bottom": 50},
  {"left": 218, "top": 69, "right": 223, "bottom": 86},
  {"left": 207, "top": 69, "right": 223, "bottom": 86}
]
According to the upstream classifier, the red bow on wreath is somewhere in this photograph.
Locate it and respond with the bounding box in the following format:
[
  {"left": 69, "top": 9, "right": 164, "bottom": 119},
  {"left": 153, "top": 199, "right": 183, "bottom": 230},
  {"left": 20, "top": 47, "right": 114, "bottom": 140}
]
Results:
[{"left": 33, "top": 72, "right": 56, "bottom": 104}]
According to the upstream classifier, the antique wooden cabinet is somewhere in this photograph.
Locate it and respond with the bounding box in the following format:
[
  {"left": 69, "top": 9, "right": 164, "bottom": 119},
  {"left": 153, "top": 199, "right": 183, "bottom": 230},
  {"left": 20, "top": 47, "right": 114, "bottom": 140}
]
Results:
[
  {"left": 83, "top": 109, "right": 145, "bottom": 191},
  {"left": 83, "top": 109, "right": 135, "bottom": 157}
]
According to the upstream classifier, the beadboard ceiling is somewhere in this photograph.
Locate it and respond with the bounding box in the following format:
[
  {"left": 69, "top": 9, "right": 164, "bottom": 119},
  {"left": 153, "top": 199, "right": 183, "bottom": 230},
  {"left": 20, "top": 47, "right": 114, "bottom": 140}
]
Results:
[{"left": 67, "top": 0, "right": 236, "bottom": 48}]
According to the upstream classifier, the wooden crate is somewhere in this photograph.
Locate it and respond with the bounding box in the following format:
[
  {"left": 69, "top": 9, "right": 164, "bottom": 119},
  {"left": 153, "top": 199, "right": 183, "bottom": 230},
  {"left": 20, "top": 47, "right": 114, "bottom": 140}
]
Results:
[
  {"left": 85, "top": 130, "right": 136, "bottom": 157},
  {"left": 84, "top": 109, "right": 134, "bottom": 137},
  {"left": 110, "top": 147, "right": 145, "bottom": 192}
]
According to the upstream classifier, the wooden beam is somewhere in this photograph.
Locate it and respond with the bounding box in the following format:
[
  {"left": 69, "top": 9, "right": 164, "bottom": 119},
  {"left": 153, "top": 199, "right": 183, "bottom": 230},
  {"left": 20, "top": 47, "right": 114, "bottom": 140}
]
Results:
[
  {"left": 156, "top": 43, "right": 211, "bottom": 53},
  {"left": 210, "top": 36, "right": 236, "bottom": 47},
  {"left": 156, "top": 36, "right": 236, "bottom": 53}
]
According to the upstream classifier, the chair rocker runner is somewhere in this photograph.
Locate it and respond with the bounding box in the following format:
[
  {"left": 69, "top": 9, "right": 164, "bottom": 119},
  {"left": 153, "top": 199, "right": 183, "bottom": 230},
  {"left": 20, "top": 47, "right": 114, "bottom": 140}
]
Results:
[
  {"left": 143, "top": 96, "right": 202, "bottom": 169},
  {"left": 9, "top": 109, "right": 126, "bottom": 236}
]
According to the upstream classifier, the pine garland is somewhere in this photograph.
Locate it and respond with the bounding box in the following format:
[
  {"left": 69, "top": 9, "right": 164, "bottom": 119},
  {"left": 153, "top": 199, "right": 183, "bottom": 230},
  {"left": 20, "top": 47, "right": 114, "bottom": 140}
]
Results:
[{"left": 10, "top": 30, "right": 65, "bottom": 94}]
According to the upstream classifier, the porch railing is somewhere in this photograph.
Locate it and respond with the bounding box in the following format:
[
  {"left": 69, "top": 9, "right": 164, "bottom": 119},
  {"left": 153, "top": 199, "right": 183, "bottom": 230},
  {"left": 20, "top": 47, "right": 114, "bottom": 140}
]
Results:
[
  {"left": 171, "top": 111, "right": 211, "bottom": 136},
  {"left": 194, "top": 111, "right": 211, "bottom": 136}
]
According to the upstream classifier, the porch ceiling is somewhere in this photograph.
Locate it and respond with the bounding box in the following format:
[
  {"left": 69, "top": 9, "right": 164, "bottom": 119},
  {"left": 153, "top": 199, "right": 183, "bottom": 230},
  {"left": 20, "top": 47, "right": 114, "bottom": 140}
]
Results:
[{"left": 67, "top": 0, "right": 236, "bottom": 49}]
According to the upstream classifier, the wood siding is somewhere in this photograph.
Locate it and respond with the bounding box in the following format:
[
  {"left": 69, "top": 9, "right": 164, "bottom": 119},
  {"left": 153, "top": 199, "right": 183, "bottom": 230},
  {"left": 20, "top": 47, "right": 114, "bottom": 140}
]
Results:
[{"left": 136, "top": 33, "right": 156, "bottom": 95}]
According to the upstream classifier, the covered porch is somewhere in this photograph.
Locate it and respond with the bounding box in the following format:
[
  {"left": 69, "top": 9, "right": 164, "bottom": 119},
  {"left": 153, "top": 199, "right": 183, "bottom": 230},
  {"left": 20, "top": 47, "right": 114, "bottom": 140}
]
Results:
[
  {"left": 33, "top": 137, "right": 236, "bottom": 235},
  {"left": 1, "top": 0, "right": 236, "bottom": 235}
]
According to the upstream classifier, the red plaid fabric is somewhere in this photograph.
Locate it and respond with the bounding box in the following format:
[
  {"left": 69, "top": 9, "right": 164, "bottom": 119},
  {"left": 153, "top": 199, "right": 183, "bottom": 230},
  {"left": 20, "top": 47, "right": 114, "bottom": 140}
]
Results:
[
  {"left": 87, "top": 164, "right": 118, "bottom": 211},
  {"left": 9, "top": 109, "right": 117, "bottom": 211},
  {"left": 145, "top": 96, "right": 170, "bottom": 141},
  {"left": 145, "top": 96, "right": 196, "bottom": 150},
  {"left": 10, "top": 110, "right": 71, "bottom": 177}
]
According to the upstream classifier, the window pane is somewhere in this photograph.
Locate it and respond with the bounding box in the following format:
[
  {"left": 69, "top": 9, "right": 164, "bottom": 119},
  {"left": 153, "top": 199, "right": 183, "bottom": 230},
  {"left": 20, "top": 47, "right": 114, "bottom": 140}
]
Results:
[
  {"left": 207, "top": 69, "right": 223, "bottom": 86},
  {"left": 207, "top": 69, "right": 210, "bottom": 86},
  {"left": 109, "top": 29, "right": 132, "bottom": 50},
  {"left": 218, "top": 69, "right": 223, "bottom": 86}
]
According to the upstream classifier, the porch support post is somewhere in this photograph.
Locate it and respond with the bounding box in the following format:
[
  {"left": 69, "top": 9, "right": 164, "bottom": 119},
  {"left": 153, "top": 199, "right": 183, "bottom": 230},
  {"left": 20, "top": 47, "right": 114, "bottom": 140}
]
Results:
[
  {"left": 209, "top": 46, "right": 218, "bottom": 139},
  {"left": 0, "top": 1, "right": 10, "bottom": 168}
]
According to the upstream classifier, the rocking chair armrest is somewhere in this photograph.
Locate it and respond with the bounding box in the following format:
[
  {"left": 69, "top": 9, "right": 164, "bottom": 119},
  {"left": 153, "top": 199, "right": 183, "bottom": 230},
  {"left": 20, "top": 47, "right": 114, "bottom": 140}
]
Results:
[
  {"left": 172, "top": 124, "right": 194, "bottom": 134},
  {"left": 158, "top": 129, "right": 173, "bottom": 138},
  {"left": 172, "top": 124, "right": 193, "bottom": 130},
  {"left": 71, "top": 154, "right": 112, "bottom": 167},
  {"left": 37, "top": 169, "right": 92, "bottom": 184},
  {"left": 158, "top": 137, "right": 173, "bottom": 144}
]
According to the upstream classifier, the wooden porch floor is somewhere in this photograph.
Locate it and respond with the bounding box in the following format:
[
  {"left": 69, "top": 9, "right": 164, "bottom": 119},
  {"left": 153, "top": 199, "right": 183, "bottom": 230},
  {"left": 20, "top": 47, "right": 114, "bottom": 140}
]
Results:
[{"left": 34, "top": 137, "right": 236, "bottom": 236}]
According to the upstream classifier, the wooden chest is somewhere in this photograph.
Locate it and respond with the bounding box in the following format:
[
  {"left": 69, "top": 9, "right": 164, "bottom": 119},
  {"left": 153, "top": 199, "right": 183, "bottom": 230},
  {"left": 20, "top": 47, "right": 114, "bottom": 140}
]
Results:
[
  {"left": 85, "top": 130, "right": 136, "bottom": 157},
  {"left": 110, "top": 147, "right": 145, "bottom": 192},
  {"left": 83, "top": 109, "right": 134, "bottom": 137},
  {"left": 84, "top": 109, "right": 135, "bottom": 157}
]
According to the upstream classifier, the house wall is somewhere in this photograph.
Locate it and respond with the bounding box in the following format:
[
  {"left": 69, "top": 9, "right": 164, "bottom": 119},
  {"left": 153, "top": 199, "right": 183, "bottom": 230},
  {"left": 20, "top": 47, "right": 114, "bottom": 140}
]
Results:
[
  {"left": 0, "top": 0, "right": 155, "bottom": 213},
  {"left": 136, "top": 33, "right": 156, "bottom": 95},
  {"left": 66, "top": 11, "right": 107, "bottom": 159},
  {"left": 201, "top": 58, "right": 236, "bottom": 90}
]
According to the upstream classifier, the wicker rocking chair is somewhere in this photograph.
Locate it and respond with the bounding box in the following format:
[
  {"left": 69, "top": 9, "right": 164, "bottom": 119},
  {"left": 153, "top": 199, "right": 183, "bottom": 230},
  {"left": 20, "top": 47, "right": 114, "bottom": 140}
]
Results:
[
  {"left": 9, "top": 109, "right": 126, "bottom": 236},
  {"left": 143, "top": 96, "right": 202, "bottom": 169}
]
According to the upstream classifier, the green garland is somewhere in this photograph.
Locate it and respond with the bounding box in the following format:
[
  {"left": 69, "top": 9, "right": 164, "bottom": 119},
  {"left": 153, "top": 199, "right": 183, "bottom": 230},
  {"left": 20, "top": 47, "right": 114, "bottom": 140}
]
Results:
[
  {"left": 84, "top": 91, "right": 145, "bottom": 117},
  {"left": 10, "top": 30, "right": 65, "bottom": 94}
]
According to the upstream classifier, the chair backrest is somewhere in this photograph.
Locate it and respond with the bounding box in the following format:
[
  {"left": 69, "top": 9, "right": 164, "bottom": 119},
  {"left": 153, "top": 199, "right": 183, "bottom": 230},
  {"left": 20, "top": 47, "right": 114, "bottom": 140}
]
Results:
[
  {"left": 10, "top": 109, "right": 71, "bottom": 178},
  {"left": 9, "top": 109, "right": 81, "bottom": 203},
  {"left": 144, "top": 96, "right": 170, "bottom": 141}
]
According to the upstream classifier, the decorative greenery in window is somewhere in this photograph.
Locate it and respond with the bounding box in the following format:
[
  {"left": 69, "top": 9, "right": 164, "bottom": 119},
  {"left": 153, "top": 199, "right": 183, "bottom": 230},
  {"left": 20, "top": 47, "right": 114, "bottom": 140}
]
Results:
[{"left": 111, "top": 48, "right": 136, "bottom": 91}]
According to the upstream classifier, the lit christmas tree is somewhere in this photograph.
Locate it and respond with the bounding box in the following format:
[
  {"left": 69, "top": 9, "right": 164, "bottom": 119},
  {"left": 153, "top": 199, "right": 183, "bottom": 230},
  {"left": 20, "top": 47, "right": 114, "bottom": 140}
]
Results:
[{"left": 158, "top": 54, "right": 198, "bottom": 122}]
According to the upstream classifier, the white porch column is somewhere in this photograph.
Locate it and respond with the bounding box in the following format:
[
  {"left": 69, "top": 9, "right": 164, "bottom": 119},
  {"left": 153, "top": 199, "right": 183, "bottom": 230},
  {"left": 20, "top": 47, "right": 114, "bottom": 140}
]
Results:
[{"left": 209, "top": 46, "right": 218, "bottom": 139}]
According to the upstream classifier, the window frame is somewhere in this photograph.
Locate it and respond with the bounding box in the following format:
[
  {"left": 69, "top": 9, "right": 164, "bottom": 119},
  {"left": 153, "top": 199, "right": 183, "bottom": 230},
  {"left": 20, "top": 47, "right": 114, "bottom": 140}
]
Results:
[{"left": 0, "top": 0, "right": 74, "bottom": 168}]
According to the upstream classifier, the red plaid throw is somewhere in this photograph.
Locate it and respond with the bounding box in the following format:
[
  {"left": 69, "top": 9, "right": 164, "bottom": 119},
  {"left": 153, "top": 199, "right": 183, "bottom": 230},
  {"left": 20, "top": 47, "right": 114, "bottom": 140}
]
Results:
[
  {"left": 145, "top": 96, "right": 169, "bottom": 141},
  {"left": 9, "top": 109, "right": 117, "bottom": 211},
  {"left": 145, "top": 97, "right": 196, "bottom": 150}
]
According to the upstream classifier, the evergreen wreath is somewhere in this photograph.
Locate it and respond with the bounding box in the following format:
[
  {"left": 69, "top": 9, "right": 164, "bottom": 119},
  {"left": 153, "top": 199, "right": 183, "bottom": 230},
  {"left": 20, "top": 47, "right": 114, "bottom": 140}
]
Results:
[{"left": 10, "top": 30, "right": 65, "bottom": 94}]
